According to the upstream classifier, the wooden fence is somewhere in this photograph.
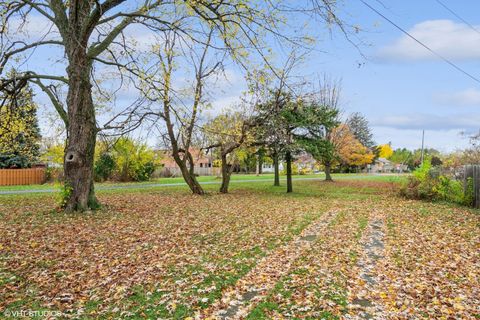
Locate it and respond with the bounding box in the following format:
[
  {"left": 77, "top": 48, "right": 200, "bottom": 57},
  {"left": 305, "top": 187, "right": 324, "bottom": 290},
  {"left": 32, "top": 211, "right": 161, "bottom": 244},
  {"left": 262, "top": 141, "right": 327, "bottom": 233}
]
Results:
[
  {"left": 0, "top": 168, "right": 46, "bottom": 186},
  {"left": 464, "top": 165, "right": 480, "bottom": 209}
]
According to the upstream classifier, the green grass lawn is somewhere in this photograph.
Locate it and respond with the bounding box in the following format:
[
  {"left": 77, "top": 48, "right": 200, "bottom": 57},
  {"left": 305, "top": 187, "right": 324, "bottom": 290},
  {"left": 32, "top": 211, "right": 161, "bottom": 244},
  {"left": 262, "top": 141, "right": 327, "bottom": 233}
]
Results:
[
  {"left": 1, "top": 177, "right": 476, "bottom": 319},
  {"left": 0, "top": 173, "right": 407, "bottom": 193}
]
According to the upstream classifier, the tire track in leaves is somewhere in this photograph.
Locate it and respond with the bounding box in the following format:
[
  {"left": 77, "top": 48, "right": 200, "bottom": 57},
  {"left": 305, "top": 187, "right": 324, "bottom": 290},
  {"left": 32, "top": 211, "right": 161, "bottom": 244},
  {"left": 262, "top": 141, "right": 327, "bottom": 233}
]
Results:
[
  {"left": 202, "top": 210, "right": 339, "bottom": 320},
  {"left": 347, "top": 211, "right": 386, "bottom": 319}
]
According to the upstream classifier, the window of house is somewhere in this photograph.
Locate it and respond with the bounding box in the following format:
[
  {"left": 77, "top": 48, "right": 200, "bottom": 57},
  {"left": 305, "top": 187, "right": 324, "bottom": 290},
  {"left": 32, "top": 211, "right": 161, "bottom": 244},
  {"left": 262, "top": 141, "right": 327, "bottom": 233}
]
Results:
[{"left": 200, "top": 163, "right": 203, "bottom": 168}]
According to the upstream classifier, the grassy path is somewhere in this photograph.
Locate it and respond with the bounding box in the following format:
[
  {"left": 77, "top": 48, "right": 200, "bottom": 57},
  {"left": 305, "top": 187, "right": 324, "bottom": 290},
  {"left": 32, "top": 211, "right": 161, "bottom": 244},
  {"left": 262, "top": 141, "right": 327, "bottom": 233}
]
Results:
[
  {"left": 203, "top": 210, "right": 339, "bottom": 319},
  {"left": 347, "top": 215, "right": 387, "bottom": 319},
  {"left": 237, "top": 195, "right": 479, "bottom": 319}
]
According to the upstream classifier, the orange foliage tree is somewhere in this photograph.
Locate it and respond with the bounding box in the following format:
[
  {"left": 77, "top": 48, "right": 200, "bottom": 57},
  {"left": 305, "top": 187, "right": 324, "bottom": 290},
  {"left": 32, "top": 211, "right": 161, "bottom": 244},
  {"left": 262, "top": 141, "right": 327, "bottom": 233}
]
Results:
[{"left": 331, "top": 124, "right": 374, "bottom": 169}]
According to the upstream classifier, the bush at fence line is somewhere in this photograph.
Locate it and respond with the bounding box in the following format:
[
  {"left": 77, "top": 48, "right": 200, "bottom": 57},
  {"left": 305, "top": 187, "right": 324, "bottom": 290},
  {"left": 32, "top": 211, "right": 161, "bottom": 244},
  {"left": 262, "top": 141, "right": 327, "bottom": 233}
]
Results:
[
  {"left": 45, "top": 166, "right": 64, "bottom": 183},
  {"left": 400, "top": 158, "right": 473, "bottom": 206},
  {"left": 0, "top": 154, "right": 31, "bottom": 168}
]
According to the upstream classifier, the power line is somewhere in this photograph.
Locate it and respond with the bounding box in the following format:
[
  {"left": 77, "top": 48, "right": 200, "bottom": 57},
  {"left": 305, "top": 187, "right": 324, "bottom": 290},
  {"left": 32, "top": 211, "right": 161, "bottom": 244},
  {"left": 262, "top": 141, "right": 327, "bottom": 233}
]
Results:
[
  {"left": 359, "top": 0, "right": 480, "bottom": 84},
  {"left": 434, "top": 0, "right": 480, "bottom": 35}
]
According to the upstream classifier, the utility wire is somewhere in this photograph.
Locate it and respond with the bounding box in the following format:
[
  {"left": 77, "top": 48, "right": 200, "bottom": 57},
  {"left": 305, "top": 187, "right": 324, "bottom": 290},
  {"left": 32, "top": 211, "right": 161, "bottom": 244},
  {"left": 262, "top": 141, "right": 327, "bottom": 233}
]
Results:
[
  {"left": 359, "top": 0, "right": 480, "bottom": 84},
  {"left": 434, "top": 0, "right": 480, "bottom": 35}
]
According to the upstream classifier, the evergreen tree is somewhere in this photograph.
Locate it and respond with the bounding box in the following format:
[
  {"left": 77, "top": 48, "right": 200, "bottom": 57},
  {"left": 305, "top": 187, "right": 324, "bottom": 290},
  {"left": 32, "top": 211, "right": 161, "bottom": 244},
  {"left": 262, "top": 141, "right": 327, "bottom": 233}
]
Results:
[
  {"left": 0, "top": 76, "right": 41, "bottom": 168},
  {"left": 347, "top": 112, "right": 375, "bottom": 148},
  {"left": 287, "top": 100, "right": 340, "bottom": 181}
]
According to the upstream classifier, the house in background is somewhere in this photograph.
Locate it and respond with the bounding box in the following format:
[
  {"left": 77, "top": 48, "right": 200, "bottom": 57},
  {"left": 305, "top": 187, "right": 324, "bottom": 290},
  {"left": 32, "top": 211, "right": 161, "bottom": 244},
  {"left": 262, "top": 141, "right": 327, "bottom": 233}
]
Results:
[
  {"left": 368, "top": 157, "right": 408, "bottom": 173},
  {"left": 157, "top": 148, "right": 218, "bottom": 177},
  {"left": 368, "top": 158, "right": 392, "bottom": 173},
  {"left": 261, "top": 152, "right": 316, "bottom": 174},
  {"left": 261, "top": 162, "right": 283, "bottom": 173}
]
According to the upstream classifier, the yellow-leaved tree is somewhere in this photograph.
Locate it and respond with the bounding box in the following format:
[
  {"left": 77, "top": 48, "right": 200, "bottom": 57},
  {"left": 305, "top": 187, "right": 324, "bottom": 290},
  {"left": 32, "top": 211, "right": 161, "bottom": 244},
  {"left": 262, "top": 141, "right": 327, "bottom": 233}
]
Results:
[
  {"left": 332, "top": 124, "right": 374, "bottom": 169},
  {"left": 203, "top": 111, "right": 256, "bottom": 193},
  {"left": 377, "top": 144, "right": 393, "bottom": 159}
]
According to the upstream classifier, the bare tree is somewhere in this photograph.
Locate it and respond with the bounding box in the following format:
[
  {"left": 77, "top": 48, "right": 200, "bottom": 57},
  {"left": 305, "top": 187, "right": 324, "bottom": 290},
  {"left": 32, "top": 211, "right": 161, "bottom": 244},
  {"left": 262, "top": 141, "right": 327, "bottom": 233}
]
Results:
[
  {"left": 0, "top": 1, "right": 355, "bottom": 209},
  {"left": 139, "top": 28, "right": 224, "bottom": 195}
]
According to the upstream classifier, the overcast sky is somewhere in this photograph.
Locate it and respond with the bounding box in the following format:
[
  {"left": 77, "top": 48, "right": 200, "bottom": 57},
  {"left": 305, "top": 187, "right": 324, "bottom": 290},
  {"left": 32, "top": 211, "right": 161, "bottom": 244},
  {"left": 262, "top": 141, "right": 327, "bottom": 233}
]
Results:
[{"left": 17, "top": 0, "right": 480, "bottom": 152}]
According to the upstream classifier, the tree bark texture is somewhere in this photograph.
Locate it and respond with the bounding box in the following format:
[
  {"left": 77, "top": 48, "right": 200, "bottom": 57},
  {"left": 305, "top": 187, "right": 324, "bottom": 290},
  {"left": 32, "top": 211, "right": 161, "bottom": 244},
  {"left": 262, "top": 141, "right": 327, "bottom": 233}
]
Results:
[
  {"left": 273, "top": 152, "right": 280, "bottom": 186},
  {"left": 325, "top": 162, "right": 333, "bottom": 181},
  {"left": 220, "top": 153, "right": 233, "bottom": 193},
  {"left": 286, "top": 151, "right": 293, "bottom": 193},
  {"left": 63, "top": 2, "right": 99, "bottom": 211}
]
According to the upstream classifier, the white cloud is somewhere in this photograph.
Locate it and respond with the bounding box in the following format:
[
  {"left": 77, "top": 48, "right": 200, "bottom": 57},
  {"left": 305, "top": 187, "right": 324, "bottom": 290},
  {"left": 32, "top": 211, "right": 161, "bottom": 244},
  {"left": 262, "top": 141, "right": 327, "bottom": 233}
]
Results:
[
  {"left": 371, "top": 113, "right": 480, "bottom": 131},
  {"left": 434, "top": 88, "right": 480, "bottom": 106},
  {"left": 378, "top": 20, "right": 480, "bottom": 61}
]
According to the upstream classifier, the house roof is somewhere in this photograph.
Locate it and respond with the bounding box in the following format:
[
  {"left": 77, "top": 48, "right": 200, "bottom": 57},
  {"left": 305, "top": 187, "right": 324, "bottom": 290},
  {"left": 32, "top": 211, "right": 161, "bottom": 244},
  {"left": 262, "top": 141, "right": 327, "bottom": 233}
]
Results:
[
  {"left": 376, "top": 157, "right": 391, "bottom": 164},
  {"left": 159, "top": 148, "right": 212, "bottom": 167}
]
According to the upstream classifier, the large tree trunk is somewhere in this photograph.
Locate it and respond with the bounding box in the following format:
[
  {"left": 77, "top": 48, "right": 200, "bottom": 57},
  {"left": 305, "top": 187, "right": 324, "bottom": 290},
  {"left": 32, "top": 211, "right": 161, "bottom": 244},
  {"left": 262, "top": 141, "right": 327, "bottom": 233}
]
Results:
[
  {"left": 220, "top": 153, "right": 232, "bottom": 193},
  {"left": 325, "top": 162, "right": 333, "bottom": 181},
  {"left": 286, "top": 151, "right": 293, "bottom": 193},
  {"left": 63, "top": 49, "right": 98, "bottom": 211},
  {"left": 273, "top": 152, "right": 280, "bottom": 186}
]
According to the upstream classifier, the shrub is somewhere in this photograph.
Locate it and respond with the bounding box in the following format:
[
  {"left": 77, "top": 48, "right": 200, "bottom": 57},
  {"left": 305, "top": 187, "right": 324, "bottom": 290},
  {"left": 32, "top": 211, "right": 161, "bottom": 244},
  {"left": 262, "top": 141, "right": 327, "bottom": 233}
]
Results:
[
  {"left": 282, "top": 163, "right": 299, "bottom": 175},
  {"left": 299, "top": 167, "right": 312, "bottom": 175},
  {"left": 94, "top": 153, "right": 116, "bottom": 182},
  {"left": 400, "top": 158, "right": 473, "bottom": 206},
  {"left": 133, "top": 161, "right": 155, "bottom": 181},
  {"left": 433, "top": 175, "right": 464, "bottom": 204},
  {"left": 412, "top": 158, "right": 431, "bottom": 181},
  {"left": 111, "top": 137, "right": 159, "bottom": 182}
]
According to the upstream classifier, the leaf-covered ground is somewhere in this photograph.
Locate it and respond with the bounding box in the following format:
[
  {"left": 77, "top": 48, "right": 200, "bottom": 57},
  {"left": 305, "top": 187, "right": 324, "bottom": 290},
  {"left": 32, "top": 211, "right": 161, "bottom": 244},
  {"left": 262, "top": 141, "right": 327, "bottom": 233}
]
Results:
[{"left": 0, "top": 177, "right": 478, "bottom": 319}]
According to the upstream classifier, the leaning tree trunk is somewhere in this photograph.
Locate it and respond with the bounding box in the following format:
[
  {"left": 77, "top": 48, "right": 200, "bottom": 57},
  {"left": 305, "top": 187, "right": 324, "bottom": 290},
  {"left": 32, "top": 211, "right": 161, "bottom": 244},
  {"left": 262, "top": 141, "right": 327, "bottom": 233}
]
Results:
[
  {"left": 273, "top": 152, "right": 280, "bottom": 186},
  {"left": 180, "top": 166, "right": 204, "bottom": 194},
  {"left": 324, "top": 162, "right": 333, "bottom": 181},
  {"left": 220, "top": 153, "right": 232, "bottom": 193},
  {"left": 177, "top": 151, "right": 204, "bottom": 195},
  {"left": 286, "top": 151, "right": 293, "bottom": 193},
  {"left": 63, "top": 58, "right": 98, "bottom": 211}
]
